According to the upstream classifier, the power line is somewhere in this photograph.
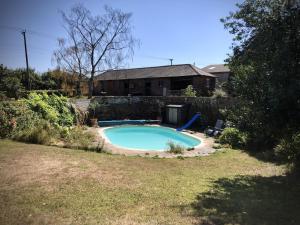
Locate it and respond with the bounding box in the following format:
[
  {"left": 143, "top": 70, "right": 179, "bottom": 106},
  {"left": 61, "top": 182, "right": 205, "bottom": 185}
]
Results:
[
  {"left": 0, "top": 25, "right": 57, "bottom": 41},
  {"left": 27, "top": 29, "right": 57, "bottom": 41},
  {"left": 140, "top": 55, "right": 174, "bottom": 65},
  {"left": 0, "top": 25, "right": 22, "bottom": 32}
]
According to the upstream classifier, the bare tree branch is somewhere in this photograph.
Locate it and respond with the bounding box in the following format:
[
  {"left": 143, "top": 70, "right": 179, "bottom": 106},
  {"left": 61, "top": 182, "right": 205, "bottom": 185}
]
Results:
[{"left": 54, "top": 4, "right": 138, "bottom": 98}]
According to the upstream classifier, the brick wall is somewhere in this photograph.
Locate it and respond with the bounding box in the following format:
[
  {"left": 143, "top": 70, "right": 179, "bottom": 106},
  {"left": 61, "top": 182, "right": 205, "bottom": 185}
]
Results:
[{"left": 91, "top": 96, "right": 235, "bottom": 126}]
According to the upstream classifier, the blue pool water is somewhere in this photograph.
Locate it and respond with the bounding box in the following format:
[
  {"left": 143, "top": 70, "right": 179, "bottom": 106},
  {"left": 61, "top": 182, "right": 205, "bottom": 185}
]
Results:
[{"left": 104, "top": 126, "right": 201, "bottom": 151}]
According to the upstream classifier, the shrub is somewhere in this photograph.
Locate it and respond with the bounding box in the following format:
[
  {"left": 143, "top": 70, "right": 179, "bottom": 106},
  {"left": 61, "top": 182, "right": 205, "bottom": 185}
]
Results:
[
  {"left": 25, "top": 92, "right": 75, "bottom": 126},
  {"left": 183, "top": 85, "right": 197, "bottom": 97},
  {"left": 212, "top": 88, "right": 228, "bottom": 98},
  {"left": 0, "top": 76, "right": 25, "bottom": 99},
  {"left": 0, "top": 101, "right": 40, "bottom": 138},
  {"left": 13, "top": 120, "right": 59, "bottom": 145},
  {"left": 274, "top": 132, "right": 300, "bottom": 170},
  {"left": 218, "top": 127, "right": 247, "bottom": 149},
  {"left": 167, "top": 141, "right": 186, "bottom": 154},
  {"left": 64, "top": 126, "right": 102, "bottom": 151}
]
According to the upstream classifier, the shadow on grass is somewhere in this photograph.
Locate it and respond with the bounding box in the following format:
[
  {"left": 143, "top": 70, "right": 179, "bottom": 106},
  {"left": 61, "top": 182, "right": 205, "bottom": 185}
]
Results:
[{"left": 181, "top": 175, "right": 300, "bottom": 225}]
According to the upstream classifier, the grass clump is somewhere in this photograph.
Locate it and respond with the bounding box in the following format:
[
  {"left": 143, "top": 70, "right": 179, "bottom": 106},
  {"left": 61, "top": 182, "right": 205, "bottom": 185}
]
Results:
[
  {"left": 167, "top": 141, "right": 186, "bottom": 154},
  {"left": 64, "top": 126, "right": 104, "bottom": 152}
]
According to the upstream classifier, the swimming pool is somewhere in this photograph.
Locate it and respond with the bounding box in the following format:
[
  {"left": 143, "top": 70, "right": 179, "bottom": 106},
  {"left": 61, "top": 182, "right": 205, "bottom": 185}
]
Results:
[{"left": 103, "top": 126, "right": 201, "bottom": 151}]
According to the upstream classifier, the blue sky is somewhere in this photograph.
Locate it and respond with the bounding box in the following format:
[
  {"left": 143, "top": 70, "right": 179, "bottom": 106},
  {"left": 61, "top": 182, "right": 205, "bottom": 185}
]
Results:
[{"left": 0, "top": 0, "right": 242, "bottom": 72}]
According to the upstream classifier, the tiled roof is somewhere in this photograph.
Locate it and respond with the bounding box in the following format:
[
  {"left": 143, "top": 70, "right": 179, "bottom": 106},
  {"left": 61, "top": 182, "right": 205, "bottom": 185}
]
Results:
[
  {"left": 201, "top": 64, "right": 230, "bottom": 73},
  {"left": 95, "top": 64, "right": 215, "bottom": 81}
]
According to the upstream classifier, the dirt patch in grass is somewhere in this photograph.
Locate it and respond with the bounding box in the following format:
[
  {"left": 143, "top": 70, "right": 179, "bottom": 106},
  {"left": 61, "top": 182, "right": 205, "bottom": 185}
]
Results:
[{"left": 0, "top": 142, "right": 136, "bottom": 191}]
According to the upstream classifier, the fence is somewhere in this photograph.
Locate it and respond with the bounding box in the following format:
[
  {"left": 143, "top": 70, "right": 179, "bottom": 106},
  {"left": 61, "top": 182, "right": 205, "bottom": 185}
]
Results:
[{"left": 91, "top": 96, "right": 236, "bottom": 126}]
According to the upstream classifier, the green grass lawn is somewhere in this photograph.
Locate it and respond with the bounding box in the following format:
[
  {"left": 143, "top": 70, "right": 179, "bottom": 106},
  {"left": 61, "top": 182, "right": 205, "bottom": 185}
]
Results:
[{"left": 0, "top": 140, "right": 299, "bottom": 225}]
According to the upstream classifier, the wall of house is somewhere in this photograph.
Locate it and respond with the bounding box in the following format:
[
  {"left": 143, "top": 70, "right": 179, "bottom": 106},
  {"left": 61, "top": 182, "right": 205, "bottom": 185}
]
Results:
[
  {"left": 192, "top": 76, "right": 215, "bottom": 95},
  {"left": 94, "top": 76, "right": 215, "bottom": 96},
  {"left": 212, "top": 72, "right": 230, "bottom": 88},
  {"left": 91, "top": 96, "right": 235, "bottom": 127}
]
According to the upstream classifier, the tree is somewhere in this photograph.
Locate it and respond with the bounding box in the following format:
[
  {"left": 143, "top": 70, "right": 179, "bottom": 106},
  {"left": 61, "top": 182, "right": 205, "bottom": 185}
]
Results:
[
  {"left": 221, "top": 0, "right": 300, "bottom": 148},
  {"left": 56, "top": 4, "right": 137, "bottom": 98},
  {"left": 54, "top": 36, "right": 86, "bottom": 96}
]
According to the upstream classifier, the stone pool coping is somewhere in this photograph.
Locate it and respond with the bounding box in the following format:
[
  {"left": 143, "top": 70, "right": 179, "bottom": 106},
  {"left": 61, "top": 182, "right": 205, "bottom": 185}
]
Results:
[{"left": 95, "top": 125, "right": 216, "bottom": 158}]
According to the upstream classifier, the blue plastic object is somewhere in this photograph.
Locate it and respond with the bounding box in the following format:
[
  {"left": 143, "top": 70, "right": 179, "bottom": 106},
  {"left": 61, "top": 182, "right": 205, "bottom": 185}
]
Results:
[{"left": 176, "top": 113, "right": 201, "bottom": 131}]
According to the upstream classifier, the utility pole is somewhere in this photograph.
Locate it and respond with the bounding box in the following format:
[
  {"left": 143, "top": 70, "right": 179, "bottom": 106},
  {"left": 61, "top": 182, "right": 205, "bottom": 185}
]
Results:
[
  {"left": 169, "top": 58, "right": 173, "bottom": 66},
  {"left": 22, "top": 30, "right": 30, "bottom": 90}
]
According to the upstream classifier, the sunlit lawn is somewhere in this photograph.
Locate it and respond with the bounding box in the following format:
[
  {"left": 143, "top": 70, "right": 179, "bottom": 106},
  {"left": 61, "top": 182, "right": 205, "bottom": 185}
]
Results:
[{"left": 0, "top": 140, "right": 299, "bottom": 225}]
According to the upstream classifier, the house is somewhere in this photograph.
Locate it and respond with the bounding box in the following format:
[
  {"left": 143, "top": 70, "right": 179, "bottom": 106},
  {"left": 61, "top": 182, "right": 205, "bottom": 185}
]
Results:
[
  {"left": 201, "top": 64, "right": 230, "bottom": 88},
  {"left": 94, "top": 64, "right": 216, "bottom": 96}
]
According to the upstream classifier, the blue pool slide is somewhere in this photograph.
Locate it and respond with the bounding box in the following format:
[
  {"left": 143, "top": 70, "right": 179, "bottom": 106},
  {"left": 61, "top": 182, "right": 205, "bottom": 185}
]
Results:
[{"left": 176, "top": 113, "right": 201, "bottom": 131}]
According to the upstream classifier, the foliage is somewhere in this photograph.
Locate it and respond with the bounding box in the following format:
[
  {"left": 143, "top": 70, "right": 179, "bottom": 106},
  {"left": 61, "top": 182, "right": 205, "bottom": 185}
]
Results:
[
  {"left": 13, "top": 120, "right": 59, "bottom": 145},
  {"left": 64, "top": 126, "right": 102, "bottom": 151},
  {"left": 183, "top": 85, "right": 197, "bottom": 97},
  {"left": 212, "top": 88, "right": 228, "bottom": 98},
  {"left": 219, "top": 127, "right": 247, "bottom": 149},
  {"left": 0, "top": 65, "right": 47, "bottom": 94},
  {"left": 25, "top": 92, "right": 75, "bottom": 126},
  {"left": 0, "top": 76, "right": 25, "bottom": 98},
  {"left": 167, "top": 141, "right": 186, "bottom": 154},
  {"left": 88, "top": 101, "right": 102, "bottom": 118},
  {"left": 274, "top": 131, "right": 300, "bottom": 170},
  {"left": 0, "top": 64, "right": 83, "bottom": 98},
  {"left": 0, "top": 101, "right": 40, "bottom": 138},
  {"left": 221, "top": 0, "right": 300, "bottom": 150}
]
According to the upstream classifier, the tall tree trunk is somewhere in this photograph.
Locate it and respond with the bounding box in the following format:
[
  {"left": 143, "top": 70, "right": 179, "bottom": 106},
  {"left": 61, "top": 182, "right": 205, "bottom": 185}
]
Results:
[
  {"left": 76, "top": 78, "right": 82, "bottom": 97},
  {"left": 88, "top": 77, "right": 94, "bottom": 99}
]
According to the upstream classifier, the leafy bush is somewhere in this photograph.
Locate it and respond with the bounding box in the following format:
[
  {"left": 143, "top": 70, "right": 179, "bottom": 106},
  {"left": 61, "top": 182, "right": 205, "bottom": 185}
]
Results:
[
  {"left": 25, "top": 92, "right": 75, "bottom": 126},
  {"left": 167, "top": 141, "right": 186, "bottom": 154},
  {"left": 0, "top": 76, "right": 25, "bottom": 99},
  {"left": 274, "top": 132, "right": 300, "bottom": 170},
  {"left": 13, "top": 121, "right": 59, "bottom": 145},
  {"left": 220, "top": 102, "right": 274, "bottom": 149},
  {"left": 0, "top": 101, "right": 40, "bottom": 138},
  {"left": 183, "top": 85, "right": 197, "bottom": 97},
  {"left": 212, "top": 88, "right": 228, "bottom": 98},
  {"left": 218, "top": 127, "right": 247, "bottom": 149}
]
